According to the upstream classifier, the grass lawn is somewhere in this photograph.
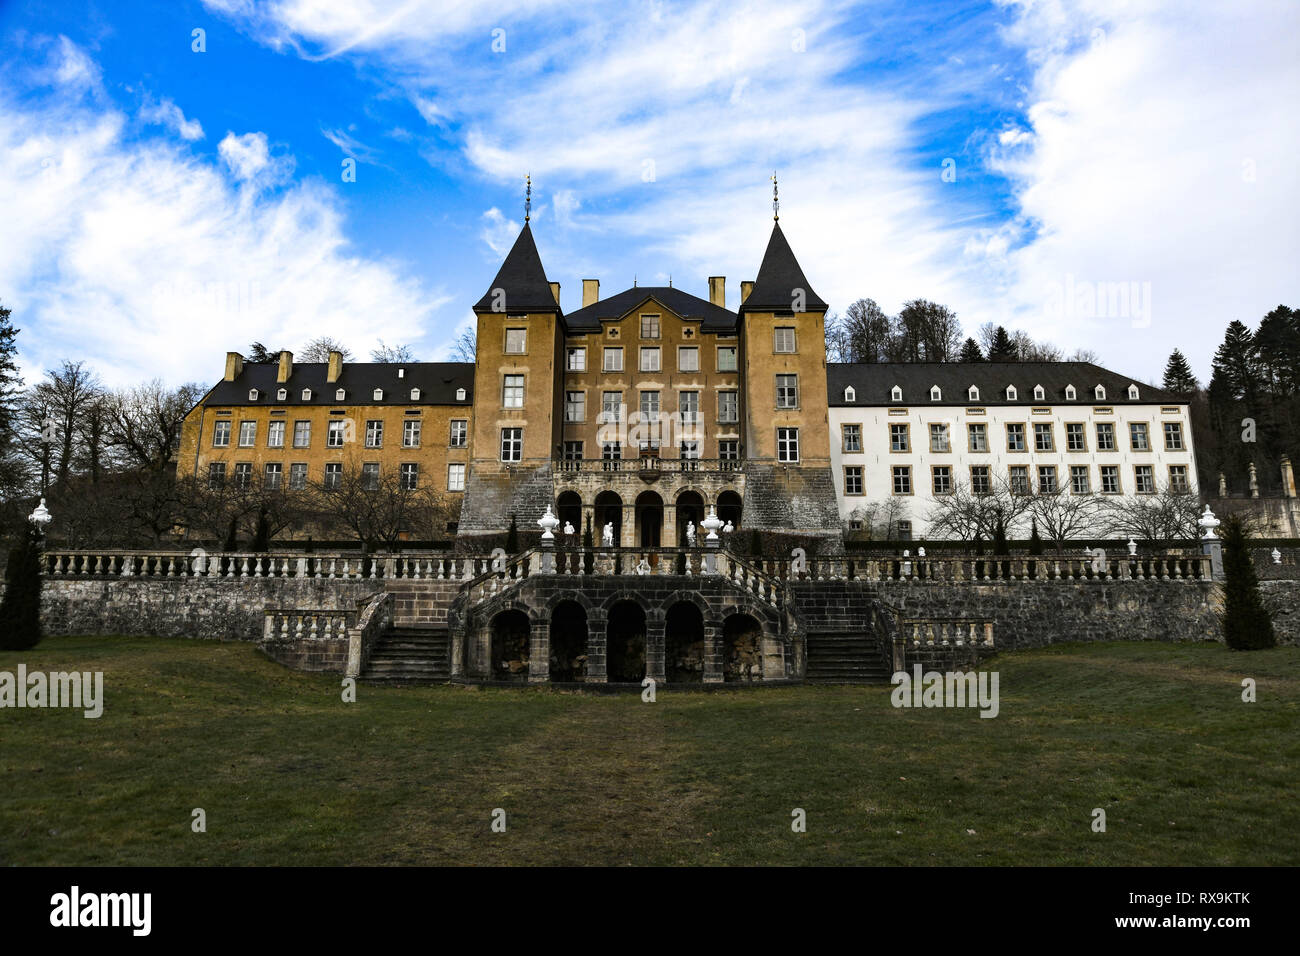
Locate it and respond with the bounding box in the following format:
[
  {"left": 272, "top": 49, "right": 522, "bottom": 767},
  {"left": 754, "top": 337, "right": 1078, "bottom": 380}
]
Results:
[{"left": 1, "top": 636, "right": 1297, "bottom": 866}]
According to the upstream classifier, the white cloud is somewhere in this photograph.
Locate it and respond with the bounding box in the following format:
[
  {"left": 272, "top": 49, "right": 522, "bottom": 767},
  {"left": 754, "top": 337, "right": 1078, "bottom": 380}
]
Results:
[
  {"left": 141, "top": 96, "right": 205, "bottom": 141},
  {"left": 218, "top": 130, "right": 278, "bottom": 181},
  {"left": 479, "top": 207, "right": 519, "bottom": 256}
]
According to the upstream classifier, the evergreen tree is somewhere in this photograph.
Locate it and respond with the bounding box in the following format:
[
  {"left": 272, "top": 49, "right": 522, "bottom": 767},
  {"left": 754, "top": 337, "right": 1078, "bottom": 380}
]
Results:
[
  {"left": 987, "top": 326, "right": 1017, "bottom": 362},
  {"left": 1162, "top": 349, "right": 1200, "bottom": 393},
  {"left": 1028, "top": 518, "right": 1044, "bottom": 555},
  {"left": 1220, "top": 515, "right": 1276, "bottom": 650},
  {"left": 223, "top": 516, "right": 238, "bottom": 551},
  {"left": 958, "top": 337, "right": 984, "bottom": 362},
  {"left": 505, "top": 513, "right": 519, "bottom": 553},
  {"left": 1210, "top": 320, "right": 1259, "bottom": 403},
  {"left": 0, "top": 303, "right": 21, "bottom": 496},
  {"left": 992, "top": 520, "right": 1009, "bottom": 555},
  {"left": 252, "top": 507, "right": 271, "bottom": 552},
  {"left": 0, "top": 523, "right": 43, "bottom": 650}
]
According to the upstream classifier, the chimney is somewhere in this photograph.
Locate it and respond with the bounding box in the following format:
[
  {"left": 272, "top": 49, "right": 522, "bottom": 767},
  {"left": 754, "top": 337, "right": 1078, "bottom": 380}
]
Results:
[
  {"left": 549, "top": 282, "right": 561, "bottom": 307},
  {"left": 277, "top": 350, "right": 293, "bottom": 383},
  {"left": 327, "top": 350, "right": 344, "bottom": 383},
  {"left": 740, "top": 280, "right": 754, "bottom": 304},
  {"left": 583, "top": 279, "right": 600, "bottom": 308},
  {"left": 708, "top": 276, "right": 725, "bottom": 309},
  {"left": 1282, "top": 456, "right": 1297, "bottom": 498},
  {"left": 224, "top": 352, "right": 244, "bottom": 382}
]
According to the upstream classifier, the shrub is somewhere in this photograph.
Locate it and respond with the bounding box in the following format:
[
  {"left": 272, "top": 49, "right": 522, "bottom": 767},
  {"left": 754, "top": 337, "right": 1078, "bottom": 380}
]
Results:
[
  {"left": 0, "top": 524, "right": 42, "bottom": 650},
  {"left": 1221, "top": 515, "right": 1276, "bottom": 650}
]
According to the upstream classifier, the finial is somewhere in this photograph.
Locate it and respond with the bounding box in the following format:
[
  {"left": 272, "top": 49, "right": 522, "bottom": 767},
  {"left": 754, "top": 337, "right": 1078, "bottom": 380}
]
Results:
[
  {"left": 634, "top": 273, "right": 637, "bottom": 287},
  {"left": 771, "top": 171, "right": 779, "bottom": 221},
  {"left": 668, "top": 274, "right": 672, "bottom": 288},
  {"left": 524, "top": 173, "right": 531, "bottom": 224}
]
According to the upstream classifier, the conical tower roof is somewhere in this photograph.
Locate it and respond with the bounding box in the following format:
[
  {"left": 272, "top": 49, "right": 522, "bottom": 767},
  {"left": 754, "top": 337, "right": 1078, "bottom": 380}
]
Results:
[
  {"left": 739, "top": 221, "right": 827, "bottom": 314},
  {"left": 472, "top": 222, "right": 561, "bottom": 314}
]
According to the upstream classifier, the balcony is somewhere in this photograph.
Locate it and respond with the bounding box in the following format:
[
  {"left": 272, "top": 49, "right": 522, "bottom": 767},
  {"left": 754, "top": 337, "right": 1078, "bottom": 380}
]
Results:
[{"left": 555, "top": 457, "right": 742, "bottom": 477}]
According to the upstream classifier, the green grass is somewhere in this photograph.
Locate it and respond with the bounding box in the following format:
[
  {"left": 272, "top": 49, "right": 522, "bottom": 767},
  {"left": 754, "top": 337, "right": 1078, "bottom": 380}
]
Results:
[{"left": 1, "top": 636, "right": 1297, "bottom": 865}]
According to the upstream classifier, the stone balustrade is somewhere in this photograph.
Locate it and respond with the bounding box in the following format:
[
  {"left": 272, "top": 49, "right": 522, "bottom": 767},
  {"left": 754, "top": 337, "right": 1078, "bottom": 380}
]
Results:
[
  {"left": 42, "top": 550, "right": 493, "bottom": 581},
  {"left": 755, "top": 553, "right": 1213, "bottom": 583},
  {"left": 900, "top": 618, "right": 995, "bottom": 648},
  {"left": 554, "top": 457, "right": 743, "bottom": 475},
  {"left": 263, "top": 608, "right": 354, "bottom": 643}
]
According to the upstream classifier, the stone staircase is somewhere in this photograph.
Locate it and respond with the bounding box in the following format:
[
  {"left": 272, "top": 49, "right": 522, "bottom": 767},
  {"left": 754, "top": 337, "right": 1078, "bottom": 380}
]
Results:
[
  {"left": 359, "top": 625, "right": 450, "bottom": 684},
  {"left": 804, "top": 632, "right": 891, "bottom": 683},
  {"left": 789, "top": 581, "right": 892, "bottom": 683}
]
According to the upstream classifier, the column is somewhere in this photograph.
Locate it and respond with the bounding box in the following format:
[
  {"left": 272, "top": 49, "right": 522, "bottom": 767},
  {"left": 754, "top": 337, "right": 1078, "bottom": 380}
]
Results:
[
  {"left": 586, "top": 613, "right": 607, "bottom": 682},
  {"left": 703, "top": 622, "right": 723, "bottom": 683},
  {"left": 645, "top": 617, "right": 666, "bottom": 684},
  {"left": 528, "top": 621, "right": 550, "bottom": 684}
]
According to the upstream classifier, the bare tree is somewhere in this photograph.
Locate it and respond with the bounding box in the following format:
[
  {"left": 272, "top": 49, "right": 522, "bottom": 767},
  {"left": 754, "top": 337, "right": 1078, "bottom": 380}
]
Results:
[
  {"left": 1100, "top": 485, "right": 1201, "bottom": 545},
  {"left": 305, "top": 462, "right": 449, "bottom": 550},
  {"left": 105, "top": 380, "right": 207, "bottom": 471},
  {"left": 299, "top": 336, "right": 354, "bottom": 363},
  {"left": 20, "top": 361, "right": 103, "bottom": 493},
  {"left": 450, "top": 326, "right": 477, "bottom": 363},
  {"left": 371, "top": 340, "right": 419, "bottom": 363},
  {"left": 924, "top": 477, "right": 1034, "bottom": 542},
  {"left": 1026, "top": 488, "right": 1108, "bottom": 552}
]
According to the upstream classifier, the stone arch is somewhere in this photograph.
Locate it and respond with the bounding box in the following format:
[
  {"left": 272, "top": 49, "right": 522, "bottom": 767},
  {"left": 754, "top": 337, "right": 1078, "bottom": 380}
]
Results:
[
  {"left": 543, "top": 589, "right": 596, "bottom": 614},
  {"left": 664, "top": 600, "right": 705, "bottom": 682},
  {"left": 721, "top": 612, "right": 764, "bottom": 682},
  {"left": 656, "top": 589, "right": 715, "bottom": 622},
  {"left": 606, "top": 599, "right": 647, "bottom": 683},
  {"left": 594, "top": 490, "right": 623, "bottom": 545},
  {"left": 635, "top": 490, "right": 664, "bottom": 549},
  {"left": 489, "top": 608, "right": 531, "bottom": 682},
  {"left": 556, "top": 490, "right": 582, "bottom": 537},
  {"left": 550, "top": 599, "right": 588, "bottom": 682},
  {"left": 674, "top": 489, "right": 705, "bottom": 546},
  {"left": 717, "top": 489, "right": 743, "bottom": 530}
]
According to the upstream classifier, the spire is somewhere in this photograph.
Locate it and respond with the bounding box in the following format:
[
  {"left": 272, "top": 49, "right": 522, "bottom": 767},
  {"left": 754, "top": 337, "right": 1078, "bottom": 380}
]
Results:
[
  {"left": 771, "top": 171, "right": 779, "bottom": 221},
  {"left": 739, "top": 220, "right": 827, "bottom": 314},
  {"left": 472, "top": 221, "right": 560, "bottom": 314},
  {"left": 524, "top": 173, "right": 531, "bottom": 224}
]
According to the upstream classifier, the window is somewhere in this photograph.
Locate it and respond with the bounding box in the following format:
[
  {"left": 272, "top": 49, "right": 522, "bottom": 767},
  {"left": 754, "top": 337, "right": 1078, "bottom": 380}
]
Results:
[
  {"left": 932, "top": 466, "right": 952, "bottom": 495},
  {"left": 929, "top": 423, "right": 950, "bottom": 453},
  {"left": 207, "top": 462, "right": 226, "bottom": 489},
  {"left": 892, "top": 466, "right": 911, "bottom": 495},
  {"left": 1006, "top": 385, "right": 1018, "bottom": 401},
  {"left": 1130, "top": 422, "right": 1149, "bottom": 451},
  {"left": 719, "top": 439, "right": 739, "bottom": 460},
  {"left": 890, "top": 423, "right": 910, "bottom": 452},
  {"left": 849, "top": 519, "right": 863, "bottom": 531},
  {"left": 1065, "top": 385, "right": 1077, "bottom": 400},
  {"left": 891, "top": 386, "right": 903, "bottom": 402},
  {"left": 774, "top": 327, "right": 796, "bottom": 353},
  {"left": 1006, "top": 423, "right": 1026, "bottom": 452},
  {"left": 450, "top": 419, "right": 468, "bottom": 446},
  {"left": 680, "top": 440, "right": 700, "bottom": 460},
  {"left": 971, "top": 465, "right": 991, "bottom": 495},
  {"left": 1096, "top": 422, "right": 1115, "bottom": 451},
  {"left": 410, "top": 387, "right": 421, "bottom": 401},
  {"left": 842, "top": 424, "right": 862, "bottom": 453},
  {"left": 565, "top": 391, "right": 586, "bottom": 422},
  {"left": 365, "top": 420, "right": 383, "bottom": 448},
  {"left": 677, "top": 347, "right": 699, "bottom": 372},
  {"left": 289, "top": 463, "right": 308, "bottom": 490},
  {"left": 968, "top": 386, "right": 980, "bottom": 401},
  {"left": 1033, "top": 385, "right": 1045, "bottom": 401},
  {"left": 640, "top": 314, "right": 660, "bottom": 339},
  {"left": 640, "top": 347, "right": 661, "bottom": 371},
  {"left": 233, "top": 462, "right": 252, "bottom": 490},
  {"left": 401, "top": 419, "right": 421, "bottom": 448},
  {"left": 301, "top": 388, "right": 312, "bottom": 401},
  {"left": 400, "top": 463, "right": 419, "bottom": 490},
  {"left": 277, "top": 388, "right": 287, "bottom": 402},
  {"left": 717, "top": 346, "right": 738, "bottom": 371},
  {"left": 335, "top": 388, "right": 346, "bottom": 401},
  {"left": 503, "top": 374, "right": 524, "bottom": 408},
  {"left": 324, "top": 462, "right": 342, "bottom": 490},
  {"left": 718, "top": 390, "right": 738, "bottom": 423},
  {"left": 373, "top": 388, "right": 384, "bottom": 401},
  {"left": 601, "top": 391, "right": 622, "bottom": 423},
  {"left": 1038, "top": 465, "right": 1057, "bottom": 494},
  {"left": 844, "top": 386, "right": 856, "bottom": 402},
  {"left": 603, "top": 347, "right": 624, "bottom": 371},
  {"left": 212, "top": 421, "right": 231, "bottom": 447},
  {"left": 563, "top": 441, "right": 584, "bottom": 461},
  {"left": 930, "top": 385, "right": 942, "bottom": 402},
  {"left": 248, "top": 388, "right": 259, "bottom": 401},
  {"left": 456, "top": 387, "right": 466, "bottom": 401},
  {"left": 844, "top": 466, "right": 864, "bottom": 495},
  {"left": 1070, "top": 465, "right": 1090, "bottom": 494},
  {"left": 238, "top": 421, "right": 256, "bottom": 447},
  {"left": 777, "top": 427, "right": 799, "bottom": 462},
  {"left": 266, "top": 420, "right": 285, "bottom": 448},
  {"left": 640, "top": 391, "right": 660, "bottom": 423},
  {"left": 1169, "top": 464, "right": 1190, "bottom": 493},
  {"left": 1095, "top": 385, "right": 1107, "bottom": 400},
  {"left": 448, "top": 463, "right": 466, "bottom": 491},
  {"left": 505, "top": 328, "right": 527, "bottom": 353},
  {"left": 1134, "top": 465, "right": 1155, "bottom": 494},
  {"left": 968, "top": 423, "right": 988, "bottom": 453},
  {"left": 566, "top": 346, "right": 586, "bottom": 371},
  {"left": 897, "top": 520, "right": 913, "bottom": 541},
  {"left": 776, "top": 374, "right": 799, "bottom": 409},
  {"left": 1128, "top": 384, "right": 1140, "bottom": 400},
  {"left": 258, "top": 462, "right": 281, "bottom": 491},
  {"left": 501, "top": 428, "right": 522, "bottom": 462},
  {"left": 361, "top": 462, "right": 380, "bottom": 491},
  {"left": 1009, "top": 465, "right": 1030, "bottom": 495},
  {"left": 1100, "top": 465, "right": 1120, "bottom": 494},
  {"left": 293, "top": 420, "right": 311, "bottom": 448},
  {"left": 679, "top": 391, "right": 699, "bottom": 423},
  {"left": 601, "top": 442, "right": 622, "bottom": 461},
  {"left": 1164, "top": 422, "right": 1184, "bottom": 451},
  {"left": 327, "top": 420, "right": 347, "bottom": 448},
  {"left": 1034, "top": 423, "right": 1054, "bottom": 452},
  {"left": 1066, "top": 423, "right": 1086, "bottom": 451}
]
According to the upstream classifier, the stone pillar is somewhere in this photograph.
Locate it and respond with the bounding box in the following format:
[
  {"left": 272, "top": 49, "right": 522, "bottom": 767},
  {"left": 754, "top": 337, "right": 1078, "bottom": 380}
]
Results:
[
  {"left": 621, "top": 504, "right": 635, "bottom": 548},
  {"left": 703, "top": 622, "right": 723, "bottom": 683},
  {"left": 1249, "top": 462, "right": 1259, "bottom": 498},
  {"left": 1282, "top": 456, "right": 1297, "bottom": 498},
  {"left": 528, "top": 621, "right": 550, "bottom": 683},
  {"left": 450, "top": 629, "right": 465, "bottom": 678},
  {"left": 663, "top": 505, "right": 678, "bottom": 549},
  {"left": 1202, "top": 538, "right": 1224, "bottom": 581},
  {"left": 586, "top": 613, "right": 607, "bottom": 682},
  {"left": 645, "top": 617, "right": 666, "bottom": 684}
]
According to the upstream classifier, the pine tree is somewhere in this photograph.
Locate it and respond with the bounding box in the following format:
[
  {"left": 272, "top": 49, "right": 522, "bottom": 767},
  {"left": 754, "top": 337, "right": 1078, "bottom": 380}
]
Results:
[
  {"left": 252, "top": 507, "right": 271, "bottom": 552},
  {"left": 1162, "top": 349, "right": 1200, "bottom": 393},
  {"left": 1028, "top": 518, "right": 1044, "bottom": 555},
  {"left": 987, "top": 326, "right": 1017, "bottom": 362},
  {"left": 1220, "top": 515, "right": 1276, "bottom": 650},
  {"left": 958, "top": 337, "right": 984, "bottom": 362},
  {"left": 505, "top": 513, "right": 519, "bottom": 553},
  {"left": 1211, "top": 320, "right": 1259, "bottom": 402},
  {"left": 0, "top": 303, "right": 22, "bottom": 489},
  {"left": 0, "top": 523, "right": 43, "bottom": 650}
]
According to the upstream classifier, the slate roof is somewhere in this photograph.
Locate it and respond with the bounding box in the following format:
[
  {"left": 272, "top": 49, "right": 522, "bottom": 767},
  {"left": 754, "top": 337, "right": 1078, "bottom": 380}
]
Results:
[
  {"left": 206, "top": 362, "right": 475, "bottom": 407},
  {"left": 827, "top": 362, "right": 1180, "bottom": 406},
  {"left": 739, "top": 221, "right": 828, "bottom": 314},
  {"left": 563, "top": 286, "right": 739, "bottom": 333},
  {"left": 471, "top": 223, "right": 562, "bottom": 315}
]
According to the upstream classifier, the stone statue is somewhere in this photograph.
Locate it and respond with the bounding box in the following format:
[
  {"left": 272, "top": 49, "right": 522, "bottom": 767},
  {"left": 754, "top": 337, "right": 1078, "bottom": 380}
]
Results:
[
  {"left": 636, "top": 557, "right": 651, "bottom": 575},
  {"left": 1218, "top": 472, "right": 1227, "bottom": 497},
  {"left": 602, "top": 522, "right": 614, "bottom": 547},
  {"left": 1249, "top": 462, "right": 1259, "bottom": 498},
  {"left": 563, "top": 521, "right": 575, "bottom": 537},
  {"left": 686, "top": 521, "right": 696, "bottom": 545}
]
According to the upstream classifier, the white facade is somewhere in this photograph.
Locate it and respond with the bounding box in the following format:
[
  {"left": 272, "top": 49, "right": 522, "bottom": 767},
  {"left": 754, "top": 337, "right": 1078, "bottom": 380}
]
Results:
[{"left": 828, "top": 388, "right": 1197, "bottom": 539}]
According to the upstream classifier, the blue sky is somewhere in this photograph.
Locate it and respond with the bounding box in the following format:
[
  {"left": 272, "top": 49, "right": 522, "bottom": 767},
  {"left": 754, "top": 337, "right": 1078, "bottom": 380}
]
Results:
[{"left": 1, "top": 0, "right": 1296, "bottom": 387}]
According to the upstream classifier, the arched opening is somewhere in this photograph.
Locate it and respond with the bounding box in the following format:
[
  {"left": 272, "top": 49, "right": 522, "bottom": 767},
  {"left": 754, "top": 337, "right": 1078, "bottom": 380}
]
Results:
[
  {"left": 722, "top": 613, "right": 763, "bottom": 682},
  {"left": 606, "top": 600, "right": 646, "bottom": 682},
  {"left": 556, "top": 491, "right": 582, "bottom": 539},
  {"left": 549, "top": 600, "right": 588, "bottom": 682},
  {"left": 675, "top": 490, "right": 705, "bottom": 546},
  {"left": 665, "top": 601, "right": 704, "bottom": 682},
  {"left": 636, "top": 490, "right": 663, "bottom": 549},
  {"left": 717, "top": 490, "right": 743, "bottom": 531},
  {"left": 490, "top": 609, "right": 531, "bottom": 682},
  {"left": 595, "top": 491, "right": 623, "bottom": 546}
]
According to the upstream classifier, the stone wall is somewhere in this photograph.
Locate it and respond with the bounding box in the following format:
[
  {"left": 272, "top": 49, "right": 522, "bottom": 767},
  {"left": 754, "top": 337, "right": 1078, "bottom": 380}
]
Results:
[
  {"left": 1261, "top": 581, "right": 1300, "bottom": 646},
  {"left": 386, "top": 579, "right": 462, "bottom": 628}
]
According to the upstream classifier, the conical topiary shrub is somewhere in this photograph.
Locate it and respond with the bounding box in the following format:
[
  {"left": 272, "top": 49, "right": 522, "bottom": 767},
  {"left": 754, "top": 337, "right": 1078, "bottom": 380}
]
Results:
[
  {"left": 1221, "top": 515, "right": 1276, "bottom": 650},
  {"left": 0, "top": 524, "right": 43, "bottom": 650}
]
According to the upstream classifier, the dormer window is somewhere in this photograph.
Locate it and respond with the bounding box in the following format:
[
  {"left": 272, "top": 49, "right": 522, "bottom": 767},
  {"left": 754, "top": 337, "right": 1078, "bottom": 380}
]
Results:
[
  {"left": 844, "top": 386, "right": 856, "bottom": 402},
  {"left": 968, "top": 385, "right": 980, "bottom": 401},
  {"left": 335, "top": 388, "right": 345, "bottom": 401},
  {"left": 1006, "top": 385, "right": 1017, "bottom": 401},
  {"left": 373, "top": 388, "right": 384, "bottom": 401},
  {"left": 1033, "top": 384, "right": 1045, "bottom": 401},
  {"left": 1065, "top": 384, "right": 1076, "bottom": 400},
  {"left": 301, "top": 388, "right": 312, "bottom": 401},
  {"left": 1095, "top": 385, "right": 1106, "bottom": 400},
  {"left": 248, "top": 388, "right": 259, "bottom": 401},
  {"left": 276, "top": 388, "right": 287, "bottom": 402},
  {"left": 891, "top": 385, "right": 903, "bottom": 402},
  {"left": 455, "top": 387, "right": 467, "bottom": 401},
  {"left": 410, "top": 387, "right": 421, "bottom": 401},
  {"left": 1127, "top": 384, "right": 1139, "bottom": 400},
  {"left": 397, "top": 368, "right": 406, "bottom": 379},
  {"left": 930, "top": 385, "right": 942, "bottom": 402}
]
